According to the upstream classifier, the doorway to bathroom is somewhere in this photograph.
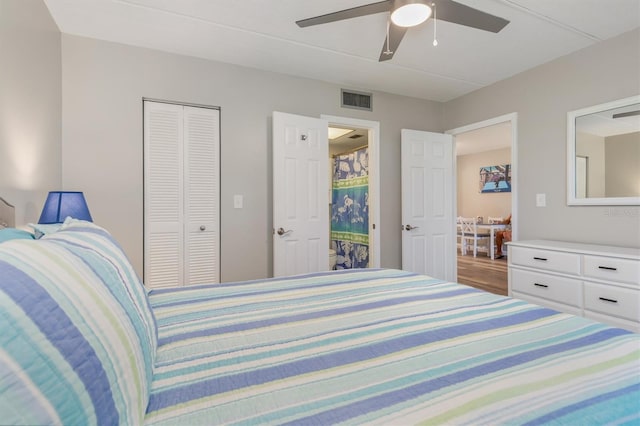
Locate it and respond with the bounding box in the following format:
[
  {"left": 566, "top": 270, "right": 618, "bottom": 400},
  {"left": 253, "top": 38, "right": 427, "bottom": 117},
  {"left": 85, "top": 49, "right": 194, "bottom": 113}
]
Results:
[
  {"left": 329, "top": 127, "right": 369, "bottom": 270},
  {"left": 324, "top": 115, "right": 380, "bottom": 270}
]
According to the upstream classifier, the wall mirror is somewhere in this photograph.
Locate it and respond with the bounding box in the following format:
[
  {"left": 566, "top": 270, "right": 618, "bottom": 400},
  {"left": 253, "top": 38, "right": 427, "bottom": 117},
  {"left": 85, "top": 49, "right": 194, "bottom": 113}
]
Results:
[{"left": 567, "top": 95, "right": 640, "bottom": 206}]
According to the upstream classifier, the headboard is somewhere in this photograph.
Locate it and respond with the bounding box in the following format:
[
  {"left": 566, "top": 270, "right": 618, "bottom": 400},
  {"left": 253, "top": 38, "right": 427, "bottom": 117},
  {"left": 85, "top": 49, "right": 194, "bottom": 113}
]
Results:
[{"left": 0, "top": 197, "right": 15, "bottom": 228}]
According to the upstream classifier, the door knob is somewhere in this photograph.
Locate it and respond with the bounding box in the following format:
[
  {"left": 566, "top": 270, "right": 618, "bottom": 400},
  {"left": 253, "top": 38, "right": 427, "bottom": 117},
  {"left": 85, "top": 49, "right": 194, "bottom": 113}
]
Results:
[
  {"left": 277, "top": 227, "right": 292, "bottom": 236},
  {"left": 405, "top": 224, "right": 419, "bottom": 231},
  {"left": 200, "top": 225, "right": 206, "bottom": 231}
]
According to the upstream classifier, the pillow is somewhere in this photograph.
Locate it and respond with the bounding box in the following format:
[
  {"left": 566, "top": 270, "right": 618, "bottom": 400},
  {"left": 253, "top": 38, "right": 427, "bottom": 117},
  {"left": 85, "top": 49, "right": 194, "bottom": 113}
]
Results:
[
  {"left": 0, "top": 220, "right": 157, "bottom": 425},
  {"left": 28, "top": 222, "right": 64, "bottom": 239},
  {"left": 52, "top": 217, "right": 157, "bottom": 349},
  {"left": 0, "top": 228, "right": 35, "bottom": 243}
]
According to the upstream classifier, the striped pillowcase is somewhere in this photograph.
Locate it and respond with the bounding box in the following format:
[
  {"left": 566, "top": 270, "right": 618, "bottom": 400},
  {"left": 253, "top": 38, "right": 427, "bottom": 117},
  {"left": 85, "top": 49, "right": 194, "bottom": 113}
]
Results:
[{"left": 0, "top": 220, "right": 156, "bottom": 425}]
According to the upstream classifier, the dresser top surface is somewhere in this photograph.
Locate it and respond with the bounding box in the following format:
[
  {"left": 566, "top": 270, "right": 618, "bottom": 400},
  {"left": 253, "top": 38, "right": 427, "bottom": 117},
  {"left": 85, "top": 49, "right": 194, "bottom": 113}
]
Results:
[{"left": 507, "top": 240, "right": 640, "bottom": 260}]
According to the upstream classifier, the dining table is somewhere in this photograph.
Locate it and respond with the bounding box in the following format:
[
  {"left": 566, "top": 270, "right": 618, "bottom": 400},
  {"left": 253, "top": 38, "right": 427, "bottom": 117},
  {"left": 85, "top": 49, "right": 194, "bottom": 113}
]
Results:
[{"left": 476, "top": 223, "right": 509, "bottom": 260}]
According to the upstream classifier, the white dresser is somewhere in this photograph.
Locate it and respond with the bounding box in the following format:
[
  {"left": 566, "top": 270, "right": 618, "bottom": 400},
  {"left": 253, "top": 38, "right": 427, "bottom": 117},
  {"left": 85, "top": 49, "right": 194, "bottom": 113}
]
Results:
[{"left": 508, "top": 240, "right": 640, "bottom": 333}]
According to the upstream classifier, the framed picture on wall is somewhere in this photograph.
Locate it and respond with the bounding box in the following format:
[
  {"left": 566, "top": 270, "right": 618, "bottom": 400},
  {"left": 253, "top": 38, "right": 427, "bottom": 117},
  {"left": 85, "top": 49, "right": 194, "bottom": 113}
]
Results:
[{"left": 479, "top": 164, "right": 511, "bottom": 193}]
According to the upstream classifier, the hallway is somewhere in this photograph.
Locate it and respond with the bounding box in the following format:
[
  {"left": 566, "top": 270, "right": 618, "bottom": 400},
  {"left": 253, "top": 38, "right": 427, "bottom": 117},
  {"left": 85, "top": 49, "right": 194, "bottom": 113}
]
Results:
[{"left": 457, "top": 253, "right": 508, "bottom": 296}]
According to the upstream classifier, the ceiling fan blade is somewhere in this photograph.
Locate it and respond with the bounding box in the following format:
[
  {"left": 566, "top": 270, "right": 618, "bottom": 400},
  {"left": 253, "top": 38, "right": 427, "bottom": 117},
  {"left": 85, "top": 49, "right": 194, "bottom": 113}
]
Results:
[
  {"left": 434, "top": 0, "right": 509, "bottom": 33},
  {"left": 296, "top": 1, "right": 391, "bottom": 28},
  {"left": 379, "top": 23, "right": 408, "bottom": 62}
]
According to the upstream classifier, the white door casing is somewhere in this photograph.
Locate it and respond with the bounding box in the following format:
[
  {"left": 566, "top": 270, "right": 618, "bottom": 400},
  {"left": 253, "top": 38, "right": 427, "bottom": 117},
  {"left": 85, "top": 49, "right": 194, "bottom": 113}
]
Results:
[
  {"left": 273, "top": 112, "right": 329, "bottom": 277},
  {"left": 401, "top": 129, "right": 455, "bottom": 281}
]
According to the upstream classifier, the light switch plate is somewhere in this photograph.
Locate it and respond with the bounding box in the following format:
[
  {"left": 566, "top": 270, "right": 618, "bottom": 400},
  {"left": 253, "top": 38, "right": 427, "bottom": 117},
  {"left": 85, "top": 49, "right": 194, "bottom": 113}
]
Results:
[
  {"left": 234, "top": 195, "right": 243, "bottom": 209},
  {"left": 536, "top": 193, "right": 546, "bottom": 207}
]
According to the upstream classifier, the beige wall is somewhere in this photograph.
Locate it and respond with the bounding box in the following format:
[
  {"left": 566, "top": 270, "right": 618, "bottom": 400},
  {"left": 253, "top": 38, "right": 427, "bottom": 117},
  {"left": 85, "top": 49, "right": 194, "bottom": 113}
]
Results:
[
  {"left": 605, "top": 132, "right": 640, "bottom": 197},
  {"left": 60, "top": 34, "right": 442, "bottom": 282},
  {"left": 457, "top": 148, "right": 512, "bottom": 220},
  {"left": 576, "top": 132, "right": 605, "bottom": 198},
  {"left": 0, "top": 0, "right": 61, "bottom": 225},
  {"left": 443, "top": 28, "right": 640, "bottom": 248}
]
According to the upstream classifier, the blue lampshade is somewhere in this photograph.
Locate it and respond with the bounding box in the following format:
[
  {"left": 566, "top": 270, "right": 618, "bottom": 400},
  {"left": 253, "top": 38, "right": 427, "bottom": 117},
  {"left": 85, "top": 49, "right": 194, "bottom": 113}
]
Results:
[{"left": 38, "top": 191, "right": 93, "bottom": 224}]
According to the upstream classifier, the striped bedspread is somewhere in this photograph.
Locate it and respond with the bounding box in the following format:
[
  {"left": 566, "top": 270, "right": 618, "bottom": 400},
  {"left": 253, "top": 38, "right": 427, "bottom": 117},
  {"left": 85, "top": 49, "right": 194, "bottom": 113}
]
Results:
[{"left": 146, "top": 269, "right": 640, "bottom": 425}]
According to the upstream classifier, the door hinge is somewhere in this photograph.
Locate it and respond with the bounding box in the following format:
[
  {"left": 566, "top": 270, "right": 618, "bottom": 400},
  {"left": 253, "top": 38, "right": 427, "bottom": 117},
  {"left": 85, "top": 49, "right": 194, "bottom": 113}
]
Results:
[{"left": 372, "top": 223, "right": 376, "bottom": 230}]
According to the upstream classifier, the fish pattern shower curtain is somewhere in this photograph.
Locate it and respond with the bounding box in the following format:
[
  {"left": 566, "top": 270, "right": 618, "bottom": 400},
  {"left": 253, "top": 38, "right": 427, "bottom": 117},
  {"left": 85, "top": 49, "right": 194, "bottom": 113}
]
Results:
[{"left": 331, "top": 147, "right": 369, "bottom": 269}]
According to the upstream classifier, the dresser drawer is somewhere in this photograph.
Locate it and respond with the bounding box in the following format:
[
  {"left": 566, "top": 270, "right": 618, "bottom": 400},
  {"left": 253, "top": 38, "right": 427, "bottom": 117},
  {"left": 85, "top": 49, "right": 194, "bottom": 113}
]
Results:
[
  {"left": 511, "top": 268, "right": 582, "bottom": 307},
  {"left": 584, "top": 282, "right": 640, "bottom": 322},
  {"left": 510, "top": 247, "right": 581, "bottom": 275},
  {"left": 583, "top": 255, "right": 640, "bottom": 286}
]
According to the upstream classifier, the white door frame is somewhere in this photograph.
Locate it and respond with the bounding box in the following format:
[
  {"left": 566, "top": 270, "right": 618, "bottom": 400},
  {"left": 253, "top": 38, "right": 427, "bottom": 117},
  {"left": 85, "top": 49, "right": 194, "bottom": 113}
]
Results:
[
  {"left": 321, "top": 115, "right": 381, "bottom": 268},
  {"left": 446, "top": 112, "right": 518, "bottom": 281}
]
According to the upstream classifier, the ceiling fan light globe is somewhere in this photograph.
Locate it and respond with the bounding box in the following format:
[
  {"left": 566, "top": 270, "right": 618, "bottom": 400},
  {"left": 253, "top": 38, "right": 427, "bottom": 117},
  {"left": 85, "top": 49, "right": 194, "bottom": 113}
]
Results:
[{"left": 390, "top": 0, "right": 432, "bottom": 27}]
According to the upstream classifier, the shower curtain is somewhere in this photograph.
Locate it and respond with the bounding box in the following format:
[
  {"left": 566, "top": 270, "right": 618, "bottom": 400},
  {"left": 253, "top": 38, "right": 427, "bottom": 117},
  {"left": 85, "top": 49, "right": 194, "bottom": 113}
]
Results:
[{"left": 331, "top": 147, "right": 369, "bottom": 269}]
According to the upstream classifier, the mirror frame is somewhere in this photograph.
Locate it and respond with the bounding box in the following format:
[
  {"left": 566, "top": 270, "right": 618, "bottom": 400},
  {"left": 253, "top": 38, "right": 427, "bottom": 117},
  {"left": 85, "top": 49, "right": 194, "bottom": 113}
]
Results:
[{"left": 567, "top": 95, "right": 640, "bottom": 206}]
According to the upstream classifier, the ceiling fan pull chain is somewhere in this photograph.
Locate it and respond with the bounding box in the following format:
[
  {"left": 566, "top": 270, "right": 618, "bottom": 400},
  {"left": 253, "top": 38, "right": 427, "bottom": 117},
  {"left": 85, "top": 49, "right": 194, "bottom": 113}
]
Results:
[
  {"left": 432, "top": 2, "right": 438, "bottom": 47},
  {"left": 384, "top": 20, "right": 393, "bottom": 55}
]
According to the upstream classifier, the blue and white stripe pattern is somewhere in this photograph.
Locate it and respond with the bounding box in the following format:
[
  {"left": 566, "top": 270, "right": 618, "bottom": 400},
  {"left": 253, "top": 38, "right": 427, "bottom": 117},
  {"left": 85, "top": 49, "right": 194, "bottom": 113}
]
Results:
[
  {"left": 1, "top": 225, "right": 638, "bottom": 426},
  {"left": 146, "top": 269, "right": 640, "bottom": 425},
  {"left": 0, "top": 220, "right": 156, "bottom": 425}
]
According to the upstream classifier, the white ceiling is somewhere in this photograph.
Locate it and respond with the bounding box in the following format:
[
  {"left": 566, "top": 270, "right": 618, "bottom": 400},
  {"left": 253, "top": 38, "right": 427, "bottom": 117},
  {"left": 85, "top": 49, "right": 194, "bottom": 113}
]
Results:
[
  {"left": 455, "top": 121, "right": 511, "bottom": 155},
  {"left": 43, "top": 0, "right": 640, "bottom": 102}
]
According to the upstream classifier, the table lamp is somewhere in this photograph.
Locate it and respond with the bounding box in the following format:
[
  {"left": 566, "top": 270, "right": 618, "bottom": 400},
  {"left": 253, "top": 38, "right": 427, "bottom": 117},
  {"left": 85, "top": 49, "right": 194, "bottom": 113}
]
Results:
[{"left": 38, "top": 191, "right": 93, "bottom": 224}]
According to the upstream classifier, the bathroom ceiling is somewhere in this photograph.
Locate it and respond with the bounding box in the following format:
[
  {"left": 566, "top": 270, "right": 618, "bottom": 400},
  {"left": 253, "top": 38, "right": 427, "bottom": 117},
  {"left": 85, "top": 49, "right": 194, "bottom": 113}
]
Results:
[
  {"left": 329, "top": 127, "right": 369, "bottom": 153},
  {"left": 44, "top": 0, "right": 640, "bottom": 102}
]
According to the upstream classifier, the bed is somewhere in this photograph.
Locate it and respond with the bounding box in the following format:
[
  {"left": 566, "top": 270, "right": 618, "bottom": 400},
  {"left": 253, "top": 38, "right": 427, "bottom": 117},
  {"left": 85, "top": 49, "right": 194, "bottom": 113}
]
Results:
[{"left": 0, "top": 206, "right": 638, "bottom": 425}]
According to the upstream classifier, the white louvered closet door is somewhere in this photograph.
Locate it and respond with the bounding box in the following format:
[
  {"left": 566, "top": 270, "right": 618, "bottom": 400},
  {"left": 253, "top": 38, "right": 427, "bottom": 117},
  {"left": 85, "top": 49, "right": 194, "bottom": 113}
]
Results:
[
  {"left": 144, "top": 101, "right": 220, "bottom": 288},
  {"left": 184, "top": 106, "right": 220, "bottom": 285},
  {"left": 144, "top": 102, "right": 184, "bottom": 288}
]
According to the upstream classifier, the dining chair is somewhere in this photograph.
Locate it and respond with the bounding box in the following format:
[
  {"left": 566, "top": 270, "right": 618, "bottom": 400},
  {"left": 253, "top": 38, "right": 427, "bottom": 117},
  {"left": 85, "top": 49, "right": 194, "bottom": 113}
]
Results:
[
  {"left": 456, "top": 217, "right": 464, "bottom": 253},
  {"left": 460, "top": 217, "right": 491, "bottom": 257}
]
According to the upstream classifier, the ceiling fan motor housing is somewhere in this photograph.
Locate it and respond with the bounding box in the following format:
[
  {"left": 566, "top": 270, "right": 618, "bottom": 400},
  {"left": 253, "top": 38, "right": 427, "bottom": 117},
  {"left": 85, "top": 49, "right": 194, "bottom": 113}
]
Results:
[{"left": 391, "top": 0, "right": 433, "bottom": 27}]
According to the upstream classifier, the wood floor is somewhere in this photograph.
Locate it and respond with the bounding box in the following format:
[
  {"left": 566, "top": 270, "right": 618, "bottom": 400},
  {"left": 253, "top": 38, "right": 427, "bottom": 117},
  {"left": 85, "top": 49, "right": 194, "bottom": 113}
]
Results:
[{"left": 457, "top": 252, "right": 508, "bottom": 296}]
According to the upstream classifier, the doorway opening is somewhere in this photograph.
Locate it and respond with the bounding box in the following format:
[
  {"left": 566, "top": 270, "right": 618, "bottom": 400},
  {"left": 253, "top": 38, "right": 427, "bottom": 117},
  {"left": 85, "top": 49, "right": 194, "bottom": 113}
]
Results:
[
  {"left": 323, "top": 115, "right": 380, "bottom": 269},
  {"left": 447, "top": 113, "right": 518, "bottom": 294},
  {"left": 329, "top": 126, "right": 369, "bottom": 270}
]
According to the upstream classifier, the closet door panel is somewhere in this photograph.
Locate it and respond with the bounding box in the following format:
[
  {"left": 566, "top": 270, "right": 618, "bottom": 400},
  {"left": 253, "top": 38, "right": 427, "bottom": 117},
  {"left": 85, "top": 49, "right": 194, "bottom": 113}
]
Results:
[
  {"left": 184, "top": 106, "right": 220, "bottom": 285},
  {"left": 144, "top": 102, "right": 184, "bottom": 287}
]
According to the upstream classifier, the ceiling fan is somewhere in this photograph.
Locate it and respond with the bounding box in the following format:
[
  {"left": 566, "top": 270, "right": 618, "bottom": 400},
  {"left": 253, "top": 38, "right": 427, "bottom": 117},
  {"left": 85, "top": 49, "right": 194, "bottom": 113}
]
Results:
[{"left": 296, "top": 0, "right": 510, "bottom": 61}]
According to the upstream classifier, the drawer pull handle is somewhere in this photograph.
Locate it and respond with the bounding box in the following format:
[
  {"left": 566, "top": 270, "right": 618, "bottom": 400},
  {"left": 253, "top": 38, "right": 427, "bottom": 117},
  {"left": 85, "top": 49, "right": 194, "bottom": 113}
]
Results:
[
  {"left": 533, "top": 257, "right": 548, "bottom": 261},
  {"left": 534, "top": 283, "right": 549, "bottom": 288},
  {"left": 599, "top": 297, "right": 618, "bottom": 304},
  {"left": 598, "top": 266, "right": 617, "bottom": 271}
]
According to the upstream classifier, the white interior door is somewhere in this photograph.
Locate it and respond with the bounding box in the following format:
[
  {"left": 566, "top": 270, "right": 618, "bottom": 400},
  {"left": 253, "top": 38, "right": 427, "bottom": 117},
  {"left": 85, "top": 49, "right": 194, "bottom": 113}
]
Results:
[
  {"left": 401, "top": 129, "right": 455, "bottom": 281},
  {"left": 273, "top": 111, "right": 329, "bottom": 277}
]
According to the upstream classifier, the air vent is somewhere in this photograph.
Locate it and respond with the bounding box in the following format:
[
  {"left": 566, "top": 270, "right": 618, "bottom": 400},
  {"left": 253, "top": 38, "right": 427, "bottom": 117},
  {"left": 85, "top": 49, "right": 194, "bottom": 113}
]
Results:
[{"left": 341, "top": 89, "right": 372, "bottom": 111}]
